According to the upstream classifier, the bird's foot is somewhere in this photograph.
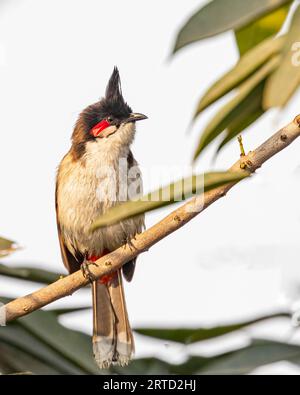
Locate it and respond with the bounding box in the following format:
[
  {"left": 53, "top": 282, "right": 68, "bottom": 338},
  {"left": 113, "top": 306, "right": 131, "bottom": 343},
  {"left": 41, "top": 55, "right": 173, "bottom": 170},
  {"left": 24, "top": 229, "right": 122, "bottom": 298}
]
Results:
[
  {"left": 124, "top": 235, "right": 137, "bottom": 251},
  {"left": 82, "top": 252, "right": 116, "bottom": 285},
  {"left": 81, "top": 258, "right": 98, "bottom": 283}
]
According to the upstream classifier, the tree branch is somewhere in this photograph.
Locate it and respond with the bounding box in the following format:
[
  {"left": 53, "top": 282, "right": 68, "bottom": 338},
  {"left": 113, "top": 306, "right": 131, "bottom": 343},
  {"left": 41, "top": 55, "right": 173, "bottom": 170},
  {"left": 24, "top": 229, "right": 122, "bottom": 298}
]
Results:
[{"left": 3, "top": 115, "right": 300, "bottom": 323}]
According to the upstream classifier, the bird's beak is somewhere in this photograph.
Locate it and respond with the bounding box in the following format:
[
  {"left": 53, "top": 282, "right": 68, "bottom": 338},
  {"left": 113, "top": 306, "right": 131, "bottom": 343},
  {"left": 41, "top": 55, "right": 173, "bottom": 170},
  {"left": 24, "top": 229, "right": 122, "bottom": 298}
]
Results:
[{"left": 124, "top": 113, "right": 148, "bottom": 124}]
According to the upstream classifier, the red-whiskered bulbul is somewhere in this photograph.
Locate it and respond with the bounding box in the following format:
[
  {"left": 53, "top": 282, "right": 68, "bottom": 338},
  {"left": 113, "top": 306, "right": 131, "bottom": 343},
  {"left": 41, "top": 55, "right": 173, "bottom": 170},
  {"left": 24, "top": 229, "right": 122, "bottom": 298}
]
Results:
[{"left": 56, "top": 67, "right": 147, "bottom": 369}]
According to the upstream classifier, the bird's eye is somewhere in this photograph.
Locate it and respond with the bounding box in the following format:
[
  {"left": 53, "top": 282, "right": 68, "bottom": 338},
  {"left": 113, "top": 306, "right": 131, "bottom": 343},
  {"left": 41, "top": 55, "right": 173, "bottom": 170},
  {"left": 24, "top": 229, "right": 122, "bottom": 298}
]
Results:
[{"left": 107, "top": 116, "right": 113, "bottom": 123}]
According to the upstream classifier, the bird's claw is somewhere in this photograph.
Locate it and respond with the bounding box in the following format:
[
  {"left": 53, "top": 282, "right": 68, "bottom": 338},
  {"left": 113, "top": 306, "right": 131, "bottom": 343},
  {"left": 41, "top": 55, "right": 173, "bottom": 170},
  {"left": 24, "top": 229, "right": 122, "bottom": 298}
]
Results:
[
  {"left": 124, "top": 235, "right": 137, "bottom": 251},
  {"left": 81, "top": 259, "right": 98, "bottom": 283}
]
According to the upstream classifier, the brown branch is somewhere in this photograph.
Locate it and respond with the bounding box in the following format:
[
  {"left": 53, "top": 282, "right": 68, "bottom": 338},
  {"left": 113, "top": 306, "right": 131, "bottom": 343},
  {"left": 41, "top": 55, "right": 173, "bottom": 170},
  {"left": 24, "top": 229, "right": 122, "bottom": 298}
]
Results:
[{"left": 3, "top": 115, "right": 300, "bottom": 323}]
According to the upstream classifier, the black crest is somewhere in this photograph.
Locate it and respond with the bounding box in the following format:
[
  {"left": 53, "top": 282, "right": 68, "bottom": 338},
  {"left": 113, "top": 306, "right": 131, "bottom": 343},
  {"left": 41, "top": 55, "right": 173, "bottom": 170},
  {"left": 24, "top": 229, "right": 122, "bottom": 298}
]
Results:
[
  {"left": 77, "top": 67, "right": 132, "bottom": 133},
  {"left": 101, "top": 67, "right": 132, "bottom": 118},
  {"left": 72, "top": 67, "right": 132, "bottom": 158},
  {"left": 105, "top": 67, "right": 124, "bottom": 104}
]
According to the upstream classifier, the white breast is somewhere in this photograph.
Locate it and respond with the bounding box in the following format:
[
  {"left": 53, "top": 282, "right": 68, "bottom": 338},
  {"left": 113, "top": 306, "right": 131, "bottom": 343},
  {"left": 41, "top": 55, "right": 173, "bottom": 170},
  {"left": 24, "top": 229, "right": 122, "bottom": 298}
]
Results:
[{"left": 56, "top": 123, "right": 144, "bottom": 257}]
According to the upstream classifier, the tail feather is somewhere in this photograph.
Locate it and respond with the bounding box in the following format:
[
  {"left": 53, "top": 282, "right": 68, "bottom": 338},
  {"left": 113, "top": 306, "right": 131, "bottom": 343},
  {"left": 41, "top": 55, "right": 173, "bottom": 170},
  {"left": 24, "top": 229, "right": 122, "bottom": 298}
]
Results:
[
  {"left": 92, "top": 270, "right": 134, "bottom": 369},
  {"left": 108, "top": 271, "right": 135, "bottom": 365}
]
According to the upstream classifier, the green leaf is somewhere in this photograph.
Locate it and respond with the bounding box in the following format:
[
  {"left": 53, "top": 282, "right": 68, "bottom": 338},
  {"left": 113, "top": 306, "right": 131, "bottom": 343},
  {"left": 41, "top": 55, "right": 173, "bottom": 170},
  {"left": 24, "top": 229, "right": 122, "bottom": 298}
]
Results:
[
  {"left": 198, "top": 339, "right": 300, "bottom": 375},
  {"left": 0, "top": 263, "right": 63, "bottom": 284},
  {"left": 135, "top": 312, "right": 290, "bottom": 344},
  {"left": 17, "top": 309, "right": 99, "bottom": 374},
  {"left": 115, "top": 339, "right": 300, "bottom": 375},
  {"left": 218, "top": 109, "right": 265, "bottom": 154},
  {"left": 131, "top": 339, "right": 300, "bottom": 375},
  {"left": 50, "top": 306, "right": 91, "bottom": 316},
  {"left": 7, "top": 371, "right": 33, "bottom": 375},
  {"left": 0, "top": 297, "right": 96, "bottom": 374},
  {"left": 0, "top": 296, "right": 11, "bottom": 304},
  {"left": 195, "top": 36, "right": 284, "bottom": 116},
  {"left": 0, "top": 237, "right": 19, "bottom": 257},
  {"left": 112, "top": 355, "right": 213, "bottom": 375},
  {"left": 0, "top": 342, "right": 61, "bottom": 375},
  {"left": 172, "top": 356, "right": 220, "bottom": 375},
  {"left": 91, "top": 171, "right": 249, "bottom": 230},
  {"left": 264, "top": 5, "right": 300, "bottom": 107},
  {"left": 0, "top": 324, "right": 86, "bottom": 374},
  {"left": 235, "top": 4, "right": 291, "bottom": 55},
  {"left": 216, "top": 83, "right": 265, "bottom": 154},
  {"left": 193, "top": 56, "right": 280, "bottom": 160},
  {"left": 173, "top": 0, "right": 291, "bottom": 53},
  {"left": 113, "top": 357, "right": 172, "bottom": 375}
]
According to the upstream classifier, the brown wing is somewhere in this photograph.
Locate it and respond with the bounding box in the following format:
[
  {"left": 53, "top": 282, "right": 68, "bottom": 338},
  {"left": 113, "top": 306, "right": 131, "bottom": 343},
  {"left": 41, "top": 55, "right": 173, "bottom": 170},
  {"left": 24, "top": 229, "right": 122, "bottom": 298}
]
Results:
[
  {"left": 55, "top": 181, "right": 82, "bottom": 274},
  {"left": 122, "top": 150, "right": 145, "bottom": 282}
]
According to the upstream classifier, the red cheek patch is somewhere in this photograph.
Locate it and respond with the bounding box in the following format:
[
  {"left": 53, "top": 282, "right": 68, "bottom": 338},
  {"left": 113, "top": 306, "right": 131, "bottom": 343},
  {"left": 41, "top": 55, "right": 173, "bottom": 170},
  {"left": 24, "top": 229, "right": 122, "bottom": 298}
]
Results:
[{"left": 91, "top": 119, "right": 110, "bottom": 137}]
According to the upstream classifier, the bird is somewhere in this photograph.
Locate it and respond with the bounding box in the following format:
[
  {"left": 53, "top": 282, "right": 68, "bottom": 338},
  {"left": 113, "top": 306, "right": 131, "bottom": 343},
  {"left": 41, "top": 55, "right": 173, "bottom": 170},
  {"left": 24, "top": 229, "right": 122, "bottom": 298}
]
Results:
[{"left": 55, "top": 67, "right": 147, "bottom": 369}]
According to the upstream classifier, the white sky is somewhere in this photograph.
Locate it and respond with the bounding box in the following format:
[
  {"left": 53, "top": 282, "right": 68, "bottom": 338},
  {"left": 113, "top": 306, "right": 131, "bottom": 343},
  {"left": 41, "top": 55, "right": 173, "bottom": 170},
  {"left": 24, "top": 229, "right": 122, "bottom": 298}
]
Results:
[{"left": 1, "top": 0, "right": 300, "bottom": 374}]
